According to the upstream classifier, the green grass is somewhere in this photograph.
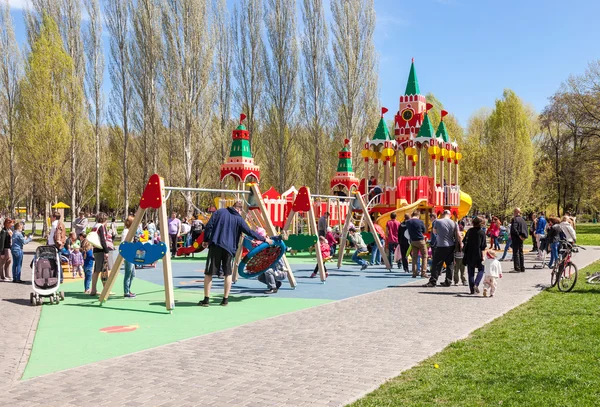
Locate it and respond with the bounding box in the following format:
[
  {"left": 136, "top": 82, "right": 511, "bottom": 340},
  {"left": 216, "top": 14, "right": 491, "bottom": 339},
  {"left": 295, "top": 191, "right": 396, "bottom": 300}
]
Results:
[
  {"left": 573, "top": 223, "right": 600, "bottom": 246},
  {"left": 349, "top": 261, "right": 600, "bottom": 407}
]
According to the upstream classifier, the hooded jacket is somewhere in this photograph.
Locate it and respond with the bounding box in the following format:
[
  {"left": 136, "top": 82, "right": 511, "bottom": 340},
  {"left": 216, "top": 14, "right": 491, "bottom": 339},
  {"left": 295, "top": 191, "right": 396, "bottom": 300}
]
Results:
[{"left": 204, "top": 207, "right": 265, "bottom": 255}]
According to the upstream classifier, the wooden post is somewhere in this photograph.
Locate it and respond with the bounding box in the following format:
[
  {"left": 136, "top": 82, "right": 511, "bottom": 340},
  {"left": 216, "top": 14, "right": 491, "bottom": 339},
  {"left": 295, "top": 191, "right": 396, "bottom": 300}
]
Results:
[
  {"left": 250, "top": 184, "right": 297, "bottom": 288},
  {"left": 99, "top": 206, "right": 146, "bottom": 303},
  {"left": 157, "top": 185, "right": 175, "bottom": 310},
  {"left": 232, "top": 234, "right": 244, "bottom": 283},
  {"left": 354, "top": 192, "right": 392, "bottom": 271},
  {"left": 305, "top": 187, "right": 326, "bottom": 282},
  {"left": 337, "top": 206, "right": 355, "bottom": 269}
]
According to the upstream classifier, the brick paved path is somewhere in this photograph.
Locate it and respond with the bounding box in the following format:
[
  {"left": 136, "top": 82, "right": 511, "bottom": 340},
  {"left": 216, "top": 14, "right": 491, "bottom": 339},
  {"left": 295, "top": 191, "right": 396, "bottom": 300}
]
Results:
[
  {"left": 0, "top": 243, "right": 40, "bottom": 384},
  {"left": 1, "top": 246, "right": 598, "bottom": 406}
]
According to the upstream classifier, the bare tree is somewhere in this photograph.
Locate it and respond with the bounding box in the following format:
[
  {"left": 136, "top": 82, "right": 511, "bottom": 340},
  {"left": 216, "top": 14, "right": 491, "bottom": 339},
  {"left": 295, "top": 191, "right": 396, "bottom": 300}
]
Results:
[
  {"left": 212, "top": 0, "right": 232, "bottom": 165},
  {"left": 232, "top": 0, "right": 266, "bottom": 141},
  {"left": 162, "top": 0, "right": 214, "bottom": 215},
  {"left": 0, "top": 1, "right": 23, "bottom": 217},
  {"left": 106, "top": 0, "right": 133, "bottom": 219},
  {"left": 328, "top": 0, "right": 378, "bottom": 157},
  {"left": 132, "top": 0, "right": 162, "bottom": 184},
  {"left": 300, "top": 0, "right": 328, "bottom": 193},
  {"left": 84, "top": 0, "right": 104, "bottom": 215},
  {"left": 263, "top": 0, "right": 299, "bottom": 192}
]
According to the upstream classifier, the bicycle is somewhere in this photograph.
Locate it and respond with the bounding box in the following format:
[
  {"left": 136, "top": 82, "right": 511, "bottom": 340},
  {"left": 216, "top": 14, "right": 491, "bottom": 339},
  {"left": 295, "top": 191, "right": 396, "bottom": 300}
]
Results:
[{"left": 550, "top": 241, "right": 584, "bottom": 292}]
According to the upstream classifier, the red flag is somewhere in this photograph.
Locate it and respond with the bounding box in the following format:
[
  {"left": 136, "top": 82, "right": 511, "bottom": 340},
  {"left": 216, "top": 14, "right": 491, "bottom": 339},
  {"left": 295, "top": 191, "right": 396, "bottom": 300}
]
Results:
[
  {"left": 344, "top": 138, "right": 350, "bottom": 145},
  {"left": 426, "top": 103, "right": 433, "bottom": 111},
  {"left": 441, "top": 110, "right": 448, "bottom": 119},
  {"left": 381, "top": 107, "right": 388, "bottom": 117},
  {"left": 240, "top": 113, "right": 247, "bottom": 124}
]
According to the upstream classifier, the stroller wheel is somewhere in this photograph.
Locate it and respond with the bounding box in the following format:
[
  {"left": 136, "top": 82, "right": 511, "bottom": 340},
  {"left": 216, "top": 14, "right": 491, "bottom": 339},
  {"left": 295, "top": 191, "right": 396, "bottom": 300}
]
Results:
[
  {"left": 48, "top": 296, "right": 54, "bottom": 305},
  {"left": 36, "top": 297, "right": 42, "bottom": 306},
  {"left": 59, "top": 291, "right": 65, "bottom": 301},
  {"left": 30, "top": 293, "right": 35, "bottom": 305}
]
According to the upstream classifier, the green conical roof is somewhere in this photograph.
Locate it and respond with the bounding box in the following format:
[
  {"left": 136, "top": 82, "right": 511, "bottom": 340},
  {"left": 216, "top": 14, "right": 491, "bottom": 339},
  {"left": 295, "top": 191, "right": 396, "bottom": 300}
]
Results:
[
  {"left": 435, "top": 120, "right": 449, "bottom": 143},
  {"left": 236, "top": 124, "right": 246, "bottom": 131},
  {"left": 405, "top": 59, "right": 420, "bottom": 95},
  {"left": 372, "top": 117, "right": 391, "bottom": 141},
  {"left": 337, "top": 147, "right": 354, "bottom": 172},
  {"left": 416, "top": 113, "right": 434, "bottom": 138},
  {"left": 229, "top": 138, "right": 252, "bottom": 158}
]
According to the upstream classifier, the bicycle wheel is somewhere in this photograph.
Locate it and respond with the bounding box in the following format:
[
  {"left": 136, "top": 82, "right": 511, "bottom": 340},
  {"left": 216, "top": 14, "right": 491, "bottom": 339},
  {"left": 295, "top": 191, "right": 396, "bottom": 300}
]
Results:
[
  {"left": 586, "top": 272, "right": 600, "bottom": 284},
  {"left": 557, "top": 262, "right": 578, "bottom": 292}
]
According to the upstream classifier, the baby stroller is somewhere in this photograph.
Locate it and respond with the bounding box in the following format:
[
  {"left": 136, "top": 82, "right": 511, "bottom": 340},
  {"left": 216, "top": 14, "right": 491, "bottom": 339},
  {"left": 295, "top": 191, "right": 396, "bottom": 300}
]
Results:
[{"left": 30, "top": 245, "right": 64, "bottom": 305}]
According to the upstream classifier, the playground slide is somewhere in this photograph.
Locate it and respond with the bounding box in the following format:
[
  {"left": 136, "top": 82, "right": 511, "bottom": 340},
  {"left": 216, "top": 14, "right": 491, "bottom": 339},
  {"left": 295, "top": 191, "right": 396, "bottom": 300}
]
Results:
[
  {"left": 375, "top": 199, "right": 428, "bottom": 230},
  {"left": 176, "top": 231, "right": 206, "bottom": 256},
  {"left": 458, "top": 191, "right": 473, "bottom": 219}
]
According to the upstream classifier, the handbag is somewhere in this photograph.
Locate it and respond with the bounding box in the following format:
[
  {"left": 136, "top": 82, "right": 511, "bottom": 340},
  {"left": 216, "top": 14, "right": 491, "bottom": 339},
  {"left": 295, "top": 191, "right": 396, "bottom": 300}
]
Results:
[{"left": 87, "top": 231, "right": 103, "bottom": 249}]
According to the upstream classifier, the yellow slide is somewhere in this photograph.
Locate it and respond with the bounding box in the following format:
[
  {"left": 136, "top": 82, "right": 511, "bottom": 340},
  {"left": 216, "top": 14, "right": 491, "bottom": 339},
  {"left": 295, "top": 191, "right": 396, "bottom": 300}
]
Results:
[
  {"left": 458, "top": 191, "right": 472, "bottom": 219},
  {"left": 375, "top": 191, "right": 472, "bottom": 230},
  {"left": 375, "top": 198, "right": 428, "bottom": 230}
]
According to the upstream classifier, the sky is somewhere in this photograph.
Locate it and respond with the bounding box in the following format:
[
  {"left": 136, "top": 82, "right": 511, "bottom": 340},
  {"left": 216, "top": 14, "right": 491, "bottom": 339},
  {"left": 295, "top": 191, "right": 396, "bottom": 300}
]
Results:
[{"left": 6, "top": 0, "right": 600, "bottom": 127}]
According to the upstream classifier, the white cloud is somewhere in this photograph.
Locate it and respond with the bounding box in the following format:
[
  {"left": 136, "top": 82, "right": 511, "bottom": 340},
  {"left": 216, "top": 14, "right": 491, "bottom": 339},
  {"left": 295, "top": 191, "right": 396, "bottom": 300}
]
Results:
[{"left": 6, "top": 0, "right": 31, "bottom": 10}]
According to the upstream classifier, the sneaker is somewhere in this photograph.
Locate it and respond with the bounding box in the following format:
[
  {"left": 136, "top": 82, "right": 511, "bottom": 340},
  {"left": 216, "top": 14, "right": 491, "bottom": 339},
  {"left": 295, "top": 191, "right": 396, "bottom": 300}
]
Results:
[
  {"left": 264, "top": 289, "right": 277, "bottom": 294},
  {"left": 412, "top": 273, "right": 417, "bottom": 278},
  {"left": 474, "top": 286, "right": 480, "bottom": 294},
  {"left": 276, "top": 281, "right": 282, "bottom": 289},
  {"left": 198, "top": 298, "right": 210, "bottom": 307},
  {"left": 439, "top": 281, "right": 452, "bottom": 287},
  {"left": 490, "top": 294, "right": 495, "bottom": 297},
  {"left": 360, "top": 264, "right": 368, "bottom": 271},
  {"left": 422, "top": 281, "right": 436, "bottom": 287},
  {"left": 310, "top": 273, "right": 317, "bottom": 278},
  {"left": 5, "top": 278, "right": 12, "bottom": 282},
  {"left": 220, "top": 298, "right": 228, "bottom": 307},
  {"left": 124, "top": 293, "right": 137, "bottom": 298},
  {"left": 483, "top": 288, "right": 487, "bottom": 297},
  {"left": 454, "top": 282, "right": 458, "bottom": 286},
  {"left": 462, "top": 281, "right": 468, "bottom": 286}
]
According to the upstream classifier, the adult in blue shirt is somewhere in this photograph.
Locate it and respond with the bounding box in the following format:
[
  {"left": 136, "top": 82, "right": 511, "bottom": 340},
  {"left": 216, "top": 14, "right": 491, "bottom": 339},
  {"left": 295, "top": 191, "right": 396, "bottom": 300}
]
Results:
[
  {"left": 535, "top": 212, "right": 547, "bottom": 260},
  {"left": 406, "top": 210, "right": 428, "bottom": 278},
  {"left": 199, "top": 201, "right": 272, "bottom": 307}
]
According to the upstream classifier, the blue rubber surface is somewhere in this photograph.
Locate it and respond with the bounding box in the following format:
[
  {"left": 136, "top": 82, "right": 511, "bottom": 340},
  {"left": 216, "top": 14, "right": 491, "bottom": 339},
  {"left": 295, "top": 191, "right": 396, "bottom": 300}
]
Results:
[{"left": 131, "top": 258, "right": 422, "bottom": 301}]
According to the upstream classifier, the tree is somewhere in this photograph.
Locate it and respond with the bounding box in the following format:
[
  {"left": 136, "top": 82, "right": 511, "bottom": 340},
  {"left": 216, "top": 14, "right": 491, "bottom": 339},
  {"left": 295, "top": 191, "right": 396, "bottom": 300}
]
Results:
[
  {"left": 232, "top": 0, "right": 266, "bottom": 141},
  {"left": 162, "top": 0, "right": 214, "bottom": 215},
  {"left": 461, "top": 90, "right": 535, "bottom": 216},
  {"left": 300, "top": 0, "right": 328, "bottom": 193},
  {"left": 83, "top": 0, "right": 104, "bottom": 214},
  {"left": 0, "top": 1, "right": 23, "bottom": 217},
  {"left": 263, "top": 0, "right": 299, "bottom": 192},
  {"left": 211, "top": 0, "right": 232, "bottom": 166},
  {"left": 132, "top": 0, "right": 162, "bottom": 183},
  {"left": 16, "top": 14, "right": 73, "bottom": 235},
  {"left": 106, "top": 0, "right": 133, "bottom": 219},
  {"left": 328, "top": 0, "right": 378, "bottom": 161}
]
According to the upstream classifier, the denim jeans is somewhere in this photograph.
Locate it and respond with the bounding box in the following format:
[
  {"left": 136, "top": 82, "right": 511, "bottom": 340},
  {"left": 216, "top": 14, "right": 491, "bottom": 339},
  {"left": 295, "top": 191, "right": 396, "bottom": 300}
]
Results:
[
  {"left": 258, "top": 270, "right": 276, "bottom": 289},
  {"left": 84, "top": 266, "right": 93, "bottom": 291},
  {"left": 548, "top": 242, "right": 560, "bottom": 268},
  {"left": 352, "top": 248, "right": 368, "bottom": 266},
  {"left": 11, "top": 249, "right": 23, "bottom": 281},
  {"left": 467, "top": 262, "right": 485, "bottom": 294},
  {"left": 123, "top": 261, "right": 135, "bottom": 295},
  {"left": 493, "top": 237, "right": 501, "bottom": 250},
  {"left": 371, "top": 238, "right": 384, "bottom": 264},
  {"left": 500, "top": 238, "right": 512, "bottom": 260},
  {"left": 330, "top": 244, "right": 337, "bottom": 257}
]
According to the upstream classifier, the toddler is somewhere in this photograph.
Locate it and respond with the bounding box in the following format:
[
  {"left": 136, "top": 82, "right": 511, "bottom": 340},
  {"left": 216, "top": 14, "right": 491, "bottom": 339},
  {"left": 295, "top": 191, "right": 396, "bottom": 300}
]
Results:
[
  {"left": 69, "top": 244, "right": 84, "bottom": 279},
  {"left": 483, "top": 250, "right": 502, "bottom": 297},
  {"left": 310, "top": 236, "right": 330, "bottom": 279},
  {"left": 82, "top": 239, "right": 94, "bottom": 293}
]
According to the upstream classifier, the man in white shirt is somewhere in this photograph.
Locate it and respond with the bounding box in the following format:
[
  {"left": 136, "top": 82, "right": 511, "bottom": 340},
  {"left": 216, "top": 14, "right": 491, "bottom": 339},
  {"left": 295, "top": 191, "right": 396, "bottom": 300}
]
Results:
[{"left": 48, "top": 214, "right": 58, "bottom": 246}]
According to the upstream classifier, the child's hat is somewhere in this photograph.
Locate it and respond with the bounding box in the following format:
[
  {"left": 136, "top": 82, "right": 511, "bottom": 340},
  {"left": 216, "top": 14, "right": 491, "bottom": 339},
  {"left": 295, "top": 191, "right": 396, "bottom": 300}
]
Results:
[
  {"left": 72, "top": 243, "right": 80, "bottom": 250},
  {"left": 255, "top": 227, "right": 267, "bottom": 239},
  {"left": 486, "top": 250, "right": 496, "bottom": 259}
]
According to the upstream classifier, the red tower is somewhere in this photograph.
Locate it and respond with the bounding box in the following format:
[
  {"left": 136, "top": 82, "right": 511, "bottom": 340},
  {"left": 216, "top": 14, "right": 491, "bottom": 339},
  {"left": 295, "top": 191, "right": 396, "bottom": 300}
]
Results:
[{"left": 394, "top": 58, "right": 427, "bottom": 142}]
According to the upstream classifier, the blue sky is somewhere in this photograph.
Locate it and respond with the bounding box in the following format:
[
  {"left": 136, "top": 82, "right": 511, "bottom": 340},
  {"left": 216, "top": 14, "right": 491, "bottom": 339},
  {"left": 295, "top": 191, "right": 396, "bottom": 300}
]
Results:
[{"left": 7, "top": 0, "right": 600, "bottom": 127}]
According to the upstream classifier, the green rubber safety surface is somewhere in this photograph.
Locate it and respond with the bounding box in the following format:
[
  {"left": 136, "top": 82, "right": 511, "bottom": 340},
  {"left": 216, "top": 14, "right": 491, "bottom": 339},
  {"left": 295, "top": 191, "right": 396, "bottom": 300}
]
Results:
[{"left": 23, "top": 276, "right": 330, "bottom": 380}]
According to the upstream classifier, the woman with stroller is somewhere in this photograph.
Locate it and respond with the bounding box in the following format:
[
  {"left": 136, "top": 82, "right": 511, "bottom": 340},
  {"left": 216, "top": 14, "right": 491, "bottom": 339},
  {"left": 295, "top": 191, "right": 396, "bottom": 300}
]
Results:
[
  {"left": 90, "top": 212, "right": 113, "bottom": 296},
  {"left": 11, "top": 222, "right": 32, "bottom": 283}
]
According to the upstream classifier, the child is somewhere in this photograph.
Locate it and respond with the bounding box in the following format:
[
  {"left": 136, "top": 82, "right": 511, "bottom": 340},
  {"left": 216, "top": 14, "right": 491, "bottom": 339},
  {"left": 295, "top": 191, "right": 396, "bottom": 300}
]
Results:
[
  {"left": 69, "top": 244, "right": 84, "bottom": 279},
  {"left": 259, "top": 258, "right": 287, "bottom": 294},
  {"left": 310, "top": 236, "right": 330, "bottom": 278},
  {"left": 10, "top": 222, "right": 32, "bottom": 283},
  {"left": 122, "top": 215, "right": 136, "bottom": 298},
  {"left": 82, "top": 239, "right": 94, "bottom": 293},
  {"left": 326, "top": 227, "right": 337, "bottom": 257},
  {"left": 483, "top": 250, "right": 502, "bottom": 297}
]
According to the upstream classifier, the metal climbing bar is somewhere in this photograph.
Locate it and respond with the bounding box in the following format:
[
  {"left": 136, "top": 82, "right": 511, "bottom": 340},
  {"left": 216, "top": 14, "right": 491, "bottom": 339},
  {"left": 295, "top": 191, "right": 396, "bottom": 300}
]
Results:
[
  {"left": 163, "top": 186, "right": 250, "bottom": 195},
  {"left": 310, "top": 193, "right": 355, "bottom": 200}
]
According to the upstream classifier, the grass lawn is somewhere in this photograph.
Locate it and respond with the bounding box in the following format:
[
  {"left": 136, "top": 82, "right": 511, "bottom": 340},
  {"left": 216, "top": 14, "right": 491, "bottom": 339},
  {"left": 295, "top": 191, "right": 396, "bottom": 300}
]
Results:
[
  {"left": 573, "top": 223, "right": 600, "bottom": 246},
  {"left": 349, "top": 261, "right": 600, "bottom": 407}
]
